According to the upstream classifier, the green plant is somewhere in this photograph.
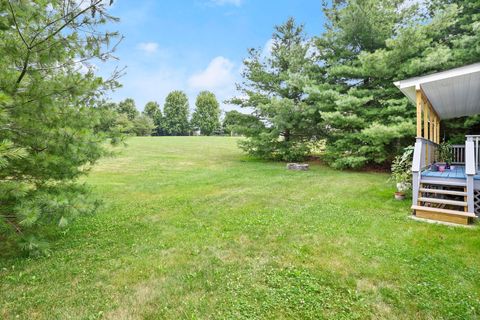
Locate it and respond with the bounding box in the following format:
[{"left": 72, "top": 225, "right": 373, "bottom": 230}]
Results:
[
  {"left": 436, "top": 142, "right": 453, "bottom": 163},
  {"left": 391, "top": 146, "right": 413, "bottom": 192},
  {"left": 0, "top": 0, "right": 121, "bottom": 254}
]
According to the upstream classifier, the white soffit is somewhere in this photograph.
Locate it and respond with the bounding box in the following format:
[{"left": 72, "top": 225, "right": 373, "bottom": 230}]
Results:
[{"left": 394, "top": 63, "right": 480, "bottom": 119}]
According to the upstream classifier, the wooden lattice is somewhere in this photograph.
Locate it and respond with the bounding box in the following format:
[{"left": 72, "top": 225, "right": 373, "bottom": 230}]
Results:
[{"left": 474, "top": 190, "right": 480, "bottom": 216}]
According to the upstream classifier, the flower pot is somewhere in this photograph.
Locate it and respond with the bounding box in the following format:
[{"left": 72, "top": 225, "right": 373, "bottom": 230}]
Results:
[
  {"left": 439, "top": 165, "right": 446, "bottom": 172},
  {"left": 430, "top": 164, "right": 438, "bottom": 172},
  {"left": 445, "top": 163, "right": 451, "bottom": 169},
  {"left": 394, "top": 192, "right": 405, "bottom": 200}
]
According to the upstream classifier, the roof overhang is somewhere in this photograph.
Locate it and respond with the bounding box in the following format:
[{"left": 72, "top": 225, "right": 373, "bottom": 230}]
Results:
[{"left": 394, "top": 63, "right": 480, "bottom": 119}]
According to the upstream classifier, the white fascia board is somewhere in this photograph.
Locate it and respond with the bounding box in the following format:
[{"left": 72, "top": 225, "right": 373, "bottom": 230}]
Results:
[{"left": 395, "top": 63, "right": 480, "bottom": 90}]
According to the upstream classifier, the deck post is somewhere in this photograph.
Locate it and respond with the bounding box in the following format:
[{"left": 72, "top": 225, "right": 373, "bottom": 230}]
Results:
[
  {"left": 412, "top": 138, "right": 423, "bottom": 206},
  {"left": 432, "top": 116, "right": 436, "bottom": 144},
  {"left": 423, "top": 99, "right": 428, "bottom": 140},
  {"left": 465, "top": 139, "right": 475, "bottom": 213},
  {"left": 427, "top": 101, "right": 435, "bottom": 142},
  {"left": 416, "top": 87, "right": 422, "bottom": 138},
  {"left": 437, "top": 118, "right": 442, "bottom": 143},
  {"left": 424, "top": 101, "right": 429, "bottom": 164}
]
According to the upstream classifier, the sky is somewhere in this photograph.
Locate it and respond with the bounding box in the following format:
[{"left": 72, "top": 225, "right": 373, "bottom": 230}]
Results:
[{"left": 101, "top": 0, "right": 327, "bottom": 113}]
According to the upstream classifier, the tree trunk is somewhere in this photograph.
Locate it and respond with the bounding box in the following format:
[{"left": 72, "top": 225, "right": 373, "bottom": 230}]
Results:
[{"left": 284, "top": 129, "right": 290, "bottom": 142}]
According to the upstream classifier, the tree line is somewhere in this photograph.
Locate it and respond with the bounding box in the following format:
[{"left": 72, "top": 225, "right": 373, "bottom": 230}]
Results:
[
  {"left": 227, "top": 0, "right": 480, "bottom": 168},
  {"left": 107, "top": 90, "right": 224, "bottom": 137}
]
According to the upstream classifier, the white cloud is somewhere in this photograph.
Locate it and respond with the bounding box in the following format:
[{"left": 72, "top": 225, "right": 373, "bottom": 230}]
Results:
[
  {"left": 209, "top": 0, "right": 243, "bottom": 6},
  {"left": 188, "top": 56, "right": 236, "bottom": 90},
  {"left": 137, "top": 42, "right": 159, "bottom": 55},
  {"left": 187, "top": 57, "right": 240, "bottom": 111},
  {"left": 262, "top": 39, "right": 274, "bottom": 58}
]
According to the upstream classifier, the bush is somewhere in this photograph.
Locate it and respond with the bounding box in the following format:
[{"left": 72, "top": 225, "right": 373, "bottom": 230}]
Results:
[
  {"left": 132, "top": 115, "right": 155, "bottom": 136},
  {"left": 390, "top": 146, "right": 414, "bottom": 192}
]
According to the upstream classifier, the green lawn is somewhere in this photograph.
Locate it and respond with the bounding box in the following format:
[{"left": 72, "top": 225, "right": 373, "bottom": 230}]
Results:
[{"left": 1, "top": 137, "right": 480, "bottom": 319}]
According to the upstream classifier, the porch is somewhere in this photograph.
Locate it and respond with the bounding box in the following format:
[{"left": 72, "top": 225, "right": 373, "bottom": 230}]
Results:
[
  {"left": 422, "top": 165, "right": 474, "bottom": 180},
  {"left": 394, "top": 64, "right": 480, "bottom": 225},
  {"left": 421, "top": 140, "right": 480, "bottom": 181}
]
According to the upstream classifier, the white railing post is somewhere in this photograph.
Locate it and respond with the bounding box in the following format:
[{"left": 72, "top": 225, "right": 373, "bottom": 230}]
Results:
[
  {"left": 466, "top": 135, "right": 480, "bottom": 174},
  {"left": 412, "top": 138, "right": 424, "bottom": 206},
  {"left": 465, "top": 138, "right": 475, "bottom": 213}
]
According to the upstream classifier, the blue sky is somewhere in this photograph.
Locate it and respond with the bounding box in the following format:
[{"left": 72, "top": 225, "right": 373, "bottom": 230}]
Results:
[{"left": 103, "top": 0, "right": 327, "bottom": 113}]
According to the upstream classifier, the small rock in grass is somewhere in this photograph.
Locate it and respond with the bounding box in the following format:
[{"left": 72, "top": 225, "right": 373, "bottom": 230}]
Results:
[{"left": 286, "top": 163, "right": 309, "bottom": 171}]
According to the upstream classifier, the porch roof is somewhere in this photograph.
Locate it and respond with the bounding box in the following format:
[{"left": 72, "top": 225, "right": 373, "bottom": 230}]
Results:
[{"left": 394, "top": 63, "right": 480, "bottom": 119}]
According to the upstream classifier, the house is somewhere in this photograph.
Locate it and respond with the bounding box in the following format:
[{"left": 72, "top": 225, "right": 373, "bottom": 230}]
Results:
[{"left": 394, "top": 63, "right": 480, "bottom": 225}]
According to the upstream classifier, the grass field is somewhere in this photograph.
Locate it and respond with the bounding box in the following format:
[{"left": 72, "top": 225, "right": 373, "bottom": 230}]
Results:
[{"left": 1, "top": 137, "right": 480, "bottom": 319}]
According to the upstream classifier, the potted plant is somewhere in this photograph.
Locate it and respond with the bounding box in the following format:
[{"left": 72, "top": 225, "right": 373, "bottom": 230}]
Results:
[
  {"left": 436, "top": 142, "right": 453, "bottom": 170},
  {"left": 391, "top": 146, "right": 413, "bottom": 200}
]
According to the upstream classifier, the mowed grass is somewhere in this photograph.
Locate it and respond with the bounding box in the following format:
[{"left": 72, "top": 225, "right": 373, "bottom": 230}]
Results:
[{"left": 1, "top": 137, "right": 480, "bottom": 319}]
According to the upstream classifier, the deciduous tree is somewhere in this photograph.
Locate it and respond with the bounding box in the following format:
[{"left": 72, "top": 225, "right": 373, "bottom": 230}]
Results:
[
  {"left": 143, "top": 101, "right": 163, "bottom": 136},
  {"left": 117, "top": 98, "right": 139, "bottom": 121},
  {"left": 132, "top": 115, "right": 155, "bottom": 136},
  {"left": 163, "top": 91, "right": 190, "bottom": 136},
  {"left": 191, "top": 91, "right": 221, "bottom": 136}
]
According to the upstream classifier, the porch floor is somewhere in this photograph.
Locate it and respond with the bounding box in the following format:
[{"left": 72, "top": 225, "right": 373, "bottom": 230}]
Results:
[{"left": 421, "top": 165, "right": 480, "bottom": 180}]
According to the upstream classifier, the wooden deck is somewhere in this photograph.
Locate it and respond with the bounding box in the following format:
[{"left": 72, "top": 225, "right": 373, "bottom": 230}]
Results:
[{"left": 421, "top": 165, "right": 480, "bottom": 180}]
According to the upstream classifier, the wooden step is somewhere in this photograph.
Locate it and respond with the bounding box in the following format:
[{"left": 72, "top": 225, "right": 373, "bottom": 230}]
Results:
[
  {"left": 418, "top": 197, "right": 467, "bottom": 207},
  {"left": 412, "top": 205, "right": 476, "bottom": 225},
  {"left": 419, "top": 188, "right": 467, "bottom": 196},
  {"left": 420, "top": 180, "right": 466, "bottom": 187}
]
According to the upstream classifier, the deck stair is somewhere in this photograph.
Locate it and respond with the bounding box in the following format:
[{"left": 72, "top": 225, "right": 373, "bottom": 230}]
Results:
[
  {"left": 413, "top": 180, "right": 476, "bottom": 225},
  {"left": 418, "top": 188, "right": 466, "bottom": 196}
]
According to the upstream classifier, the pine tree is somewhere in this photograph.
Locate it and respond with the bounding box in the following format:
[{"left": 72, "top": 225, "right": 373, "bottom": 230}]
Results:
[
  {"left": 0, "top": 0, "right": 121, "bottom": 254},
  {"left": 308, "top": 0, "right": 435, "bottom": 168},
  {"left": 222, "top": 110, "right": 262, "bottom": 136},
  {"left": 423, "top": 0, "right": 480, "bottom": 142},
  {"left": 230, "top": 18, "right": 322, "bottom": 161},
  {"left": 191, "top": 91, "right": 221, "bottom": 136},
  {"left": 312, "top": 0, "right": 480, "bottom": 168}
]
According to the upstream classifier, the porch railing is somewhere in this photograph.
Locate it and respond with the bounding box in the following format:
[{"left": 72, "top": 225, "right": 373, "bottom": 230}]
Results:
[
  {"left": 413, "top": 138, "right": 438, "bottom": 171},
  {"left": 452, "top": 144, "right": 465, "bottom": 164},
  {"left": 413, "top": 136, "right": 480, "bottom": 171},
  {"left": 439, "top": 139, "right": 480, "bottom": 170},
  {"left": 412, "top": 137, "right": 438, "bottom": 205},
  {"left": 466, "top": 135, "right": 480, "bottom": 174}
]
